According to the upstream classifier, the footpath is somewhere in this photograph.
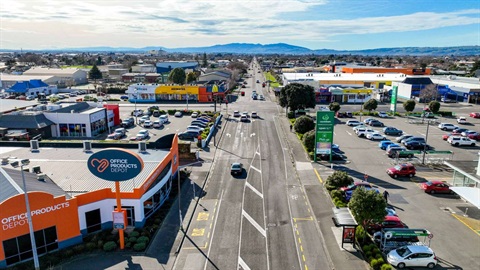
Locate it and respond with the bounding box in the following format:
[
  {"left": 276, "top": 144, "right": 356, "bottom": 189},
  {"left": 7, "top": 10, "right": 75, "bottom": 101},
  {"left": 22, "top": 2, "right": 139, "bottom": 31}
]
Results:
[{"left": 56, "top": 114, "right": 369, "bottom": 270}]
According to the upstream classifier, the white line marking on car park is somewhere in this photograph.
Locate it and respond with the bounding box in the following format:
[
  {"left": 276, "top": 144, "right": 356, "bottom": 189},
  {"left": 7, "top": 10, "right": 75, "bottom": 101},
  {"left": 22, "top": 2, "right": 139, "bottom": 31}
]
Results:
[
  {"left": 239, "top": 256, "right": 251, "bottom": 270},
  {"left": 346, "top": 131, "right": 352, "bottom": 136},
  {"left": 250, "top": 166, "right": 261, "bottom": 173}
]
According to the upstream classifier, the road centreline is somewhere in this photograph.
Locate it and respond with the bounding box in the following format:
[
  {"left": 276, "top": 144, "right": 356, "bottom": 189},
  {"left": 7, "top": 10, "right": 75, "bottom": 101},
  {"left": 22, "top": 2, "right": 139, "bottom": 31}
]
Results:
[
  {"left": 242, "top": 209, "right": 266, "bottom": 237},
  {"left": 245, "top": 181, "right": 263, "bottom": 198}
]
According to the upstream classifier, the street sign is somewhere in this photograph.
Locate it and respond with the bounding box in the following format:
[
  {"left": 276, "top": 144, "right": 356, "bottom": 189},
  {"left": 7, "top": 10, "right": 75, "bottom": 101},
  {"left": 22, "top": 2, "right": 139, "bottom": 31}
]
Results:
[{"left": 314, "top": 111, "right": 335, "bottom": 161}]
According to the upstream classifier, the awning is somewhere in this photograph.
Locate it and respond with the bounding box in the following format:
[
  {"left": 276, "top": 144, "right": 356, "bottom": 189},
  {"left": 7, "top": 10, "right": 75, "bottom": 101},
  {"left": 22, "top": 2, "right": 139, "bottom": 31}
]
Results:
[
  {"left": 451, "top": 187, "right": 480, "bottom": 209},
  {"left": 332, "top": 207, "right": 358, "bottom": 226}
]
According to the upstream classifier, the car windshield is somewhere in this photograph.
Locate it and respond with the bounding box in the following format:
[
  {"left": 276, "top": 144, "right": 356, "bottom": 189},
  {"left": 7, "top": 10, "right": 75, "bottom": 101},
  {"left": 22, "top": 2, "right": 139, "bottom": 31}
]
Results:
[
  {"left": 396, "top": 246, "right": 412, "bottom": 257},
  {"left": 232, "top": 164, "right": 241, "bottom": 169},
  {"left": 394, "top": 165, "right": 402, "bottom": 170},
  {"left": 425, "top": 181, "right": 433, "bottom": 186}
]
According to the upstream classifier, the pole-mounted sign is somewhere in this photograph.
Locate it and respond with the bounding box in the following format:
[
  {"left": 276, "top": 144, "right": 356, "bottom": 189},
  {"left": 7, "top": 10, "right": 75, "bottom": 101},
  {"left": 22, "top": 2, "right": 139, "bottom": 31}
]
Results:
[{"left": 314, "top": 111, "right": 335, "bottom": 162}]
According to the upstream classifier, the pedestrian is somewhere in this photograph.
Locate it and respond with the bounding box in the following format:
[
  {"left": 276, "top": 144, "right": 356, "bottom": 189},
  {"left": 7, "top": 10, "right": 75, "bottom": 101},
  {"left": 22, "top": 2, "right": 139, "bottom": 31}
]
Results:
[
  {"left": 383, "top": 190, "right": 390, "bottom": 203},
  {"left": 289, "top": 124, "right": 293, "bottom": 132}
]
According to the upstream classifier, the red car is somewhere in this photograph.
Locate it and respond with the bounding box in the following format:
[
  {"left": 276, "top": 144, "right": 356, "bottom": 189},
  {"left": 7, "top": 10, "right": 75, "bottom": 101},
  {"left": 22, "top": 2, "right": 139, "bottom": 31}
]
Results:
[
  {"left": 339, "top": 181, "right": 372, "bottom": 192},
  {"left": 386, "top": 163, "right": 416, "bottom": 178},
  {"left": 470, "top": 112, "right": 480, "bottom": 118},
  {"left": 467, "top": 132, "right": 480, "bottom": 140},
  {"left": 421, "top": 181, "right": 453, "bottom": 194},
  {"left": 367, "top": 216, "right": 406, "bottom": 233},
  {"left": 442, "top": 133, "right": 452, "bottom": 140}
]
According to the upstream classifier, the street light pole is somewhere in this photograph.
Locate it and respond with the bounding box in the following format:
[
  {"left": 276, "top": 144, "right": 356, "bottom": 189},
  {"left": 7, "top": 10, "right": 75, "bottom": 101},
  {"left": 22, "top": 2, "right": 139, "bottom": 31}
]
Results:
[
  {"left": 18, "top": 160, "right": 40, "bottom": 270},
  {"left": 134, "top": 90, "right": 138, "bottom": 124},
  {"left": 422, "top": 120, "right": 431, "bottom": 164}
]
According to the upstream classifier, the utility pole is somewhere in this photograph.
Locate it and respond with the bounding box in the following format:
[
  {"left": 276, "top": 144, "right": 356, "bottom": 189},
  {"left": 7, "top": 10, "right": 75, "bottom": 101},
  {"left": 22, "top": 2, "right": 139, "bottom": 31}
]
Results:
[{"left": 422, "top": 120, "right": 431, "bottom": 165}]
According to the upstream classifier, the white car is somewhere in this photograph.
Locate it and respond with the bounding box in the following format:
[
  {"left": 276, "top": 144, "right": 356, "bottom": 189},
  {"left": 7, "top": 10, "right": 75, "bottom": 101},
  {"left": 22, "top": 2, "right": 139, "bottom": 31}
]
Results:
[
  {"left": 457, "top": 117, "right": 467, "bottom": 124},
  {"left": 152, "top": 120, "right": 163, "bottom": 128},
  {"left": 438, "top": 123, "right": 457, "bottom": 131},
  {"left": 356, "top": 128, "right": 377, "bottom": 137},
  {"left": 447, "top": 136, "right": 476, "bottom": 146},
  {"left": 132, "top": 109, "right": 143, "bottom": 117},
  {"left": 251, "top": 112, "right": 258, "bottom": 118},
  {"left": 367, "top": 133, "right": 386, "bottom": 140},
  {"left": 139, "top": 115, "right": 150, "bottom": 124},
  {"left": 191, "top": 112, "right": 198, "bottom": 118},
  {"left": 136, "top": 130, "right": 149, "bottom": 140},
  {"left": 377, "top": 111, "right": 388, "bottom": 118},
  {"left": 159, "top": 114, "right": 169, "bottom": 123},
  {"left": 347, "top": 120, "right": 361, "bottom": 126},
  {"left": 186, "top": 125, "right": 204, "bottom": 132},
  {"left": 387, "top": 245, "right": 437, "bottom": 269},
  {"left": 240, "top": 115, "right": 248, "bottom": 122},
  {"left": 143, "top": 120, "right": 153, "bottom": 128},
  {"left": 233, "top": 110, "right": 240, "bottom": 117}
]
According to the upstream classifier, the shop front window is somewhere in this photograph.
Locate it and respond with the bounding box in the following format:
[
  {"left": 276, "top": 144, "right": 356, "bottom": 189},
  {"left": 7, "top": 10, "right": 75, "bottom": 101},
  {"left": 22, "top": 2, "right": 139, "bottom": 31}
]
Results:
[{"left": 59, "top": 124, "right": 68, "bottom": 137}]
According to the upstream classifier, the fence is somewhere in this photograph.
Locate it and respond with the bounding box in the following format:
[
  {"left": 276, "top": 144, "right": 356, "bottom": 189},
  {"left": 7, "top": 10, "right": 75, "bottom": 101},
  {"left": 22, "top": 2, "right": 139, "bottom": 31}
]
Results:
[{"left": 202, "top": 114, "right": 223, "bottom": 148}]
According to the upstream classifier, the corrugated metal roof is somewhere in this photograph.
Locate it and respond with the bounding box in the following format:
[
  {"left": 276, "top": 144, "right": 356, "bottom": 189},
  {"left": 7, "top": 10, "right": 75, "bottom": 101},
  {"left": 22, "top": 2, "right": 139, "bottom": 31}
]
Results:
[
  {"left": 0, "top": 167, "right": 21, "bottom": 203},
  {"left": 0, "top": 147, "right": 169, "bottom": 196},
  {"left": 0, "top": 114, "right": 54, "bottom": 129}
]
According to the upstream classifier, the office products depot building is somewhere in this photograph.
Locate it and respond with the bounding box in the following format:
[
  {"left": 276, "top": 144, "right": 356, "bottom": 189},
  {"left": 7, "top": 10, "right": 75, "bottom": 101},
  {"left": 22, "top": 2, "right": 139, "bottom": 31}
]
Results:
[{"left": 0, "top": 135, "right": 179, "bottom": 268}]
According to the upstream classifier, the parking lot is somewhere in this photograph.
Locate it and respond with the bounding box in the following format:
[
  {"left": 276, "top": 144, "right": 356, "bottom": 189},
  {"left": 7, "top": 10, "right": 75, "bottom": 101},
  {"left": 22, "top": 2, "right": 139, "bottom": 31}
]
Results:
[{"left": 327, "top": 113, "right": 480, "bottom": 269}]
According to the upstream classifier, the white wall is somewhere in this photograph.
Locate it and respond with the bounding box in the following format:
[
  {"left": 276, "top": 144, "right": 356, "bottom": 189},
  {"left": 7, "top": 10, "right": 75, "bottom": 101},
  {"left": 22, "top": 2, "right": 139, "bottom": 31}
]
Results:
[{"left": 396, "top": 82, "right": 413, "bottom": 99}]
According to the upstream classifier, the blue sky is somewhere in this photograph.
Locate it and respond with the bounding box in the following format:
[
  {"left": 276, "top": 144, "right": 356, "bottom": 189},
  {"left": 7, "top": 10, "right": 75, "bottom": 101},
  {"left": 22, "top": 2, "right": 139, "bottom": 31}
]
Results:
[{"left": 0, "top": 0, "right": 479, "bottom": 50}]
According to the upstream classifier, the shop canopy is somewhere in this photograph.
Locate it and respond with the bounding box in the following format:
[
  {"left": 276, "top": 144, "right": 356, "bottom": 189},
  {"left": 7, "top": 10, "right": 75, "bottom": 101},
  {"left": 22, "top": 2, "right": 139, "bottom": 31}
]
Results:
[
  {"left": 450, "top": 187, "right": 480, "bottom": 209},
  {"left": 332, "top": 207, "right": 358, "bottom": 226}
]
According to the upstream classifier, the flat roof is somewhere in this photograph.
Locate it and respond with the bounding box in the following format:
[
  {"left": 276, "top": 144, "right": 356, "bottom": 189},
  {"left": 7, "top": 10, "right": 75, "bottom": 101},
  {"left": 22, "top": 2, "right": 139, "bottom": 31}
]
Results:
[
  {"left": 444, "top": 160, "right": 480, "bottom": 183},
  {"left": 1, "top": 74, "right": 56, "bottom": 82},
  {"left": 0, "top": 99, "right": 39, "bottom": 113},
  {"left": 0, "top": 147, "right": 169, "bottom": 196},
  {"left": 283, "top": 72, "right": 408, "bottom": 83}
]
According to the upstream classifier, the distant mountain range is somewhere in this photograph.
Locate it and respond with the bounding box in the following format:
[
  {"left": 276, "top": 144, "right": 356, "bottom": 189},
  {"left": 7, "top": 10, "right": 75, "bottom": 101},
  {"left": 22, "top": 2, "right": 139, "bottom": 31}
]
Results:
[{"left": 2, "top": 43, "right": 479, "bottom": 56}]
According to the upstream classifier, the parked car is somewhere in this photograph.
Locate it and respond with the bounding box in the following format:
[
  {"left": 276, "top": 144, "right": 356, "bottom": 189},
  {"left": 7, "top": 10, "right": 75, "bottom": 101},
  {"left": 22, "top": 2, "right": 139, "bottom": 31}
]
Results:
[
  {"left": 114, "top": 128, "right": 126, "bottom": 137},
  {"left": 136, "top": 130, "right": 149, "bottom": 140},
  {"left": 367, "top": 216, "right": 406, "bottom": 233},
  {"left": 339, "top": 182, "right": 373, "bottom": 192},
  {"left": 378, "top": 140, "right": 396, "bottom": 150},
  {"left": 377, "top": 111, "right": 388, "bottom": 118},
  {"left": 143, "top": 120, "right": 153, "bottom": 128},
  {"left": 367, "top": 133, "right": 386, "bottom": 141},
  {"left": 363, "top": 118, "right": 375, "bottom": 124},
  {"left": 240, "top": 115, "right": 249, "bottom": 122},
  {"left": 387, "top": 245, "right": 437, "bottom": 269},
  {"left": 186, "top": 125, "right": 204, "bottom": 132},
  {"left": 369, "top": 120, "right": 385, "bottom": 127},
  {"left": 385, "top": 144, "right": 401, "bottom": 152},
  {"left": 396, "top": 134, "right": 413, "bottom": 143},
  {"left": 438, "top": 123, "right": 457, "bottom": 131},
  {"left": 159, "top": 114, "right": 169, "bottom": 123},
  {"left": 139, "top": 115, "right": 150, "bottom": 124},
  {"left": 461, "top": 130, "right": 477, "bottom": 137},
  {"left": 447, "top": 136, "right": 476, "bottom": 146},
  {"left": 421, "top": 180, "right": 453, "bottom": 194},
  {"left": 233, "top": 110, "right": 241, "bottom": 117},
  {"left": 346, "top": 120, "right": 362, "bottom": 126},
  {"left": 356, "top": 128, "right": 377, "bottom": 138},
  {"left": 258, "top": 95, "right": 265, "bottom": 100},
  {"left": 230, "top": 162, "right": 243, "bottom": 176},
  {"left": 469, "top": 112, "right": 480, "bottom": 118},
  {"left": 457, "top": 117, "right": 468, "bottom": 124},
  {"left": 120, "top": 95, "right": 129, "bottom": 101},
  {"left": 195, "top": 117, "right": 211, "bottom": 123},
  {"left": 387, "top": 148, "right": 412, "bottom": 158},
  {"left": 383, "top": 127, "right": 403, "bottom": 136},
  {"left": 107, "top": 133, "right": 121, "bottom": 140},
  {"left": 317, "top": 151, "right": 346, "bottom": 161},
  {"left": 174, "top": 111, "right": 183, "bottom": 117},
  {"left": 191, "top": 112, "right": 199, "bottom": 118},
  {"left": 178, "top": 131, "right": 199, "bottom": 140},
  {"left": 345, "top": 186, "right": 379, "bottom": 201},
  {"left": 251, "top": 112, "right": 258, "bottom": 118},
  {"left": 402, "top": 137, "right": 426, "bottom": 146},
  {"left": 132, "top": 109, "right": 143, "bottom": 116},
  {"left": 405, "top": 141, "right": 432, "bottom": 150},
  {"left": 121, "top": 117, "right": 135, "bottom": 128},
  {"left": 400, "top": 136, "right": 416, "bottom": 144},
  {"left": 152, "top": 120, "right": 163, "bottom": 128},
  {"left": 467, "top": 132, "right": 480, "bottom": 140},
  {"left": 452, "top": 128, "right": 469, "bottom": 135},
  {"left": 386, "top": 163, "right": 416, "bottom": 178}
]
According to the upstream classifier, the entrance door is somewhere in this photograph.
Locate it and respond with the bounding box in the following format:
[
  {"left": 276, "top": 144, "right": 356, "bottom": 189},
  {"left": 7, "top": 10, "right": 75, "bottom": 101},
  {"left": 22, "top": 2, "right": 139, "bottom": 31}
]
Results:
[{"left": 114, "top": 206, "right": 135, "bottom": 226}]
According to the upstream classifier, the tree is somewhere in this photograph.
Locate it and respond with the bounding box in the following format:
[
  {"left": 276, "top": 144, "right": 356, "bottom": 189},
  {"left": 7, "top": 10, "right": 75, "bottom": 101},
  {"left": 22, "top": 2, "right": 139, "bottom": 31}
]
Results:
[
  {"left": 168, "top": 68, "right": 186, "bottom": 84},
  {"left": 89, "top": 64, "right": 102, "bottom": 80},
  {"left": 186, "top": 72, "right": 197, "bottom": 83},
  {"left": 96, "top": 56, "right": 102, "bottom": 65},
  {"left": 349, "top": 188, "right": 387, "bottom": 226},
  {"left": 403, "top": 100, "right": 416, "bottom": 112},
  {"left": 469, "top": 60, "right": 480, "bottom": 76},
  {"left": 303, "top": 130, "right": 315, "bottom": 152},
  {"left": 279, "top": 83, "right": 316, "bottom": 113},
  {"left": 202, "top": 53, "right": 208, "bottom": 68},
  {"left": 428, "top": 100, "right": 441, "bottom": 113},
  {"left": 329, "top": 102, "right": 341, "bottom": 113},
  {"left": 363, "top": 99, "right": 378, "bottom": 112},
  {"left": 325, "top": 171, "right": 353, "bottom": 189},
  {"left": 419, "top": 84, "right": 437, "bottom": 103},
  {"left": 294, "top": 116, "right": 315, "bottom": 134}
]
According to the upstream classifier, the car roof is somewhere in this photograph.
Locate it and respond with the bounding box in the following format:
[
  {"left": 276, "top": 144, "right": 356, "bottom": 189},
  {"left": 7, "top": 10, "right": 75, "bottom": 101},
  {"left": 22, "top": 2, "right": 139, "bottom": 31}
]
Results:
[
  {"left": 384, "top": 215, "right": 401, "bottom": 221},
  {"left": 404, "top": 245, "right": 434, "bottom": 253}
]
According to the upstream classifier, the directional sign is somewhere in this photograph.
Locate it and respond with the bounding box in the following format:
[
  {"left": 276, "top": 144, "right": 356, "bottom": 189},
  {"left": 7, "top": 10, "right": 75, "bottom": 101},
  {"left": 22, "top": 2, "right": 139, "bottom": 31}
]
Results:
[{"left": 314, "top": 111, "right": 335, "bottom": 159}]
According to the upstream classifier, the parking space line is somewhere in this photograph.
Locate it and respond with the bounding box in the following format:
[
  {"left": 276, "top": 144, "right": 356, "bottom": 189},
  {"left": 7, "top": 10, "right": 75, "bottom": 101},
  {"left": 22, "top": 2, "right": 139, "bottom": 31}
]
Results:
[
  {"left": 242, "top": 209, "right": 266, "bottom": 237},
  {"left": 451, "top": 214, "right": 480, "bottom": 236}
]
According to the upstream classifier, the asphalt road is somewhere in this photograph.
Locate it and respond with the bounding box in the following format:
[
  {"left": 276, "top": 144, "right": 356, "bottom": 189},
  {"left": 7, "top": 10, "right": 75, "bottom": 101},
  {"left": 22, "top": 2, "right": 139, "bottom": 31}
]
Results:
[{"left": 173, "top": 61, "right": 331, "bottom": 270}]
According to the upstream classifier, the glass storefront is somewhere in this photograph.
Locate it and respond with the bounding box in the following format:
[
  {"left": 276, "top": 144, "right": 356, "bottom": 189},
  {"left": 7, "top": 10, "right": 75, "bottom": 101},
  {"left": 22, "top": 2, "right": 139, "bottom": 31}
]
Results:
[
  {"left": 90, "top": 119, "right": 106, "bottom": 136},
  {"left": 59, "top": 123, "right": 86, "bottom": 137},
  {"left": 155, "top": 94, "right": 198, "bottom": 102}
]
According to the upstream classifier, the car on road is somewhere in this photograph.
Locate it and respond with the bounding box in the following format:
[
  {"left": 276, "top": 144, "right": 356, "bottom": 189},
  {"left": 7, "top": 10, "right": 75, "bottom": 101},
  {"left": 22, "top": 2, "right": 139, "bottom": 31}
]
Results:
[
  {"left": 469, "top": 112, "right": 480, "bottom": 118},
  {"left": 251, "top": 112, "right": 258, "bottom": 118},
  {"left": 368, "top": 120, "right": 385, "bottom": 127},
  {"left": 339, "top": 182, "right": 373, "bottom": 192},
  {"left": 396, "top": 134, "right": 413, "bottom": 143},
  {"left": 136, "top": 130, "right": 149, "bottom": 140},
  {"left": 230, "top": 163, "right": 243, "bottom": 176},
  {"left": 405, "top": 141, "right": 432, "bottom": 150},
  {"left": 386, "top": 163, "right": 416, "bottom": 178},
  {"left": 438, "top": 123, "right": 457, "bottom": 131},
  {"left": 143, "top": 120, "right": 153, "bottom": 128},
  {"left": 383, "top": 127, "right": 403, "bottom": 136},
  {"left": 258, "top": 95, "right": 265, "bottom": 100},
  {"left": 457, "top": 117, "right": 468, "bottom": 124},
  {"left": 367, "top": 133, "right": 386, "bottom": 141},
  {"left": 377, "top": 111, "right": 388, "bottom": 118},
  {"left": 178, "top": 130, "right": 200, "bottom": 140},
  {"left": 153, "top": 120, "right": 163, "bottom": 128},
  {"left": 233, "top": 110, "right": 240, "bottom": 117},
  {"left": 387, "top": 245, "right": 437, "bottom": 269},
  {"left": 421, "top": 180, "right": 453, "bottom": 194},
  {"left": 447, "top": 136, "right": 476, "bottom": 146},
  {"left": 378, "top": 140, "right": 396, "bottom": 150},
  {"left": 346, "top": 120, "right": 362, "bottom": 126}
]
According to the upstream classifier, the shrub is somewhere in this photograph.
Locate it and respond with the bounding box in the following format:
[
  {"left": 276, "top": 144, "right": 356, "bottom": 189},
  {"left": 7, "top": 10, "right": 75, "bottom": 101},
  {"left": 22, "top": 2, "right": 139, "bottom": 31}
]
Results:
[
  {"left": 63, "top": 249, "right": 74, "bottom": 258},
  {"left": 326, "top": 171, "right": 353, "bottom": 189},
  {"left": 106, "top": 234, "right": 116, "bottom": 242},
  {"left": 381, "top": 264, "right": 393, "bottom": 270},
  {"left": 97, "top": 240, "right": 104, "bottom": 249},
  {"left": 364, "top": 99, "right": 378, "bottom": 111},
  {"left": 362, "top": 244, "right": 372, "bottom": 253},
  {"left": 287, "top": 111, "right": 295, "bottom": 119},
  {"left": 125, "top": 241, "right": 132, "bottom": 249},
  {"left": 129, "top": 231, "right": 140, "bottom": 238},
  {"left": 133, "top": 242, "right": 147, "bottom": 251},
  {"left": 86, "top": 242, "right": 97, "bottom": 251},
  {"left": 375, "top": 253, "right": 383, "bottom": 259},
  {"left": 73, "top": 244, "right": 85, "bottom": 253},
  {"left": 137, "top": 236, "right": 150, "bottom": 244},
  {"left": 330, "top": 190, "right": 343, "bottom": 199},
  {"left": 294, "top": 116, "right": 315, "bottom": 134},
  {"left": 129, "top": 237, "right": 138, "bottom": 243},
  {"left": 103, "top": 241, "right": 117, "bottom": 252},
  {"left": 302, "top": 130, "right": 315, "bottom": 152},
  {"left": 365, "top": 251, "right": 373, "bottom": 259},
  {"left": 371, "top": 258, "right": 384, "bottom": 270},
  {"left": 368, "top": 257, "right": 375, "bottom": 264},
  {"left": 438, "top": 110, "right": 452, "bottom": 117}
]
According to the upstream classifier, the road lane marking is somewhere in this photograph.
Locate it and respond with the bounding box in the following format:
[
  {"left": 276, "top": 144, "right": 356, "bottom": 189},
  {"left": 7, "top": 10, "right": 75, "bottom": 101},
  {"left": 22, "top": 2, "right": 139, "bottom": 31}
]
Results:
[
  {"left": 293, "top": 216, "right": 313, "bottom": 221},
  {"left": 246, "top": 181, "right": 264, "bottom": 198},
  {"left": 197, "top": 212, "right": 209, "bottom": 221},
  {"left": 346, "top": 131, "right": 352, "bottom": 136},
  {"left": 250, "top": 165, "right": 261, "bottom": 173},
  {"left": 313, "top": 168, "right": 323, "bottom": 183},
  {"left": 239, "top": 256, "right": 251, "bottom": 270},
  {"left": 243, "top": 209, "right": 266, "bottom": 237},
  {"left": 192, "top": 228, "right": 205, "bottom": 237},
  {"left": 204, "top": 191, "right": 224, "bottom": 270}
]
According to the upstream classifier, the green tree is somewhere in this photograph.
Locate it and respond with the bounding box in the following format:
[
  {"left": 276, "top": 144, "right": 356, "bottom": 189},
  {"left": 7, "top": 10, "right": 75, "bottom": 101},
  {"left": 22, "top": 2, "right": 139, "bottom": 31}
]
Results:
[
  {"left": 202, "top": 53, "right": 208, "bottom": 68},
  {"left": 96, "top": 56, "right": 102, "bottom": 65},
  {"left": 186, "top": 72, "right": 197, "bottom": 83},
  {"left": 89, "top": 64, "right": 102, "bottom": 80},
  {"left": 348, "top": 188, "right": 387, "bottom": 228},
  {"left": 168, "top": 68, "right": 186, "bottom": 84},
  {"left": 403, "top": 100, "right": 416, "bottom": 112},
  {"left": 469, "top": 60, "right": 480, "bottom": 77},
  {"left": 325, "top": 171, "right": 353, "bottom": 189},
  {"left": 294, "top": 116, "right": 315, "bottom": 134},
  {"left": 329, "top": 102, "right": 341, "bottom": 113},
  {"left": 279, "top": 83, "right": 316, "bottom": 114},
  {"left": 363, "top": 99, "right": 378, "bottom": 112},
  {"left": 428, "top": 100, "right": 441, "bottom": 113},
  {"left": 303, "top": 130, "right": 315, "bottom": 152}
]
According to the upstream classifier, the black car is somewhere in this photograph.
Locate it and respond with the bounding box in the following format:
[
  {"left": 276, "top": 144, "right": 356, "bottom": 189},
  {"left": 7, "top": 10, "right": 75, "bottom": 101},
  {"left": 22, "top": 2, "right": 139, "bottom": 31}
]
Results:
[
  {"left": 405, "top": 141, "right": 432, "bottom": 150},
  {"left": 230, "top": 163, "right": 243, "bottom": 175},
  {"left": 121, "top": 117, "right": 135, "bottom": 128},
  {"left": 402, "top": 137, "right": 426, "bottom": 145},
  {"left": 383, "top": 127, "right": 403, "bottom": 136},
  {"left": 178, "top": 131, "right": 200, "bottom": 140},
  {"left": 318, "top": 152, "right": 346, "bottom": 161},
  {"left": 369, "top": 120, "right": 384, "bottom": 127}
]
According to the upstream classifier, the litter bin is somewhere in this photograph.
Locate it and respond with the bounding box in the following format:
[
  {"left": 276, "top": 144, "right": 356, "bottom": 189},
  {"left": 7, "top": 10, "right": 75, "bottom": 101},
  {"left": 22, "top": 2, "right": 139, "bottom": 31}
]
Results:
[{"left": 241, "top": 91, "right": 245, "bottom": 96}]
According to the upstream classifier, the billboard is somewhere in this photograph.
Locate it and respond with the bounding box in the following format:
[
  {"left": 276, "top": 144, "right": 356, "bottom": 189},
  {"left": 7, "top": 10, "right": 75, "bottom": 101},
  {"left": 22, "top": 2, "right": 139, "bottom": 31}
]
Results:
[{"left": 314, "top": 111, "right": 334, "bottom": 161}]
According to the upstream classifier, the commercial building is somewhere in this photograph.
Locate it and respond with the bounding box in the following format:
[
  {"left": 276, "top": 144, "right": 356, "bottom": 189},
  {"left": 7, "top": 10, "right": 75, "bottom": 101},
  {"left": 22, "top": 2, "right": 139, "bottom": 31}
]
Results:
[
  {"left": 5, "top": 79, "right": 58, "bottom": 98},
  {"left": 341, "top": 67, "right": 431, "bottom": 75},
  {"left": 22, "top": 68, "right": 88, "bottom": 86},
  {"left": 125, "top": 83, "right": 227, "bottom": 103},
  {"left": 155, "top": 62, "right": 198, "bottom": 74},
  {"left": 0, "top": 74, "right": 61, "bottom": 89},
  {"left": 445, "top": 154, "right": 480, "bottom": 209},
  {"left": 0, "top": 136, "right": 180, "bottom": 268}
]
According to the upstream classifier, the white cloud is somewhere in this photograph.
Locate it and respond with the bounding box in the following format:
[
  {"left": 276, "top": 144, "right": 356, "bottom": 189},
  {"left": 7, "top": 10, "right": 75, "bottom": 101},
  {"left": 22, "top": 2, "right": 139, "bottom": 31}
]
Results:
[{"left": 0, "top": 0, "right": 478, "bottom": 49}]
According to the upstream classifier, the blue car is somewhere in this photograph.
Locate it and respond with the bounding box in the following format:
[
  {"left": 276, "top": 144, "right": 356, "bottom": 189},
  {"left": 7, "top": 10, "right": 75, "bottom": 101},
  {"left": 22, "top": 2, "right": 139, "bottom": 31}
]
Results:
[
  {"left": 345, "top": 187, "right": 379, "bottom": 201},
  {"left": 378, "top": 140, "right": 394, "bottom": 150}
]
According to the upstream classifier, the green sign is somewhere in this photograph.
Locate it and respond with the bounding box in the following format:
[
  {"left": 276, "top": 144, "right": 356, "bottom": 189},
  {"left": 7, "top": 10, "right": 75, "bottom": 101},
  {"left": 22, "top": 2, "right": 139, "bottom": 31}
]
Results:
[
  {"left": 314, "top": 111, "right": 335, "bottom": 161},
  {"left": 390, "top": 86, "right": 398, "bottom": 114}
]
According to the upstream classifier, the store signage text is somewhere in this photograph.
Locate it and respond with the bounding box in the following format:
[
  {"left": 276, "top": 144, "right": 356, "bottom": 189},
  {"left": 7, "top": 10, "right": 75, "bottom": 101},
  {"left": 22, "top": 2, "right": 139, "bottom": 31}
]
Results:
[
  {"left": 88, "top": 148, "right": 144, "bottom": 181},
  {"left": 2, "top": 202, "right": 70, "bottom": 231}
]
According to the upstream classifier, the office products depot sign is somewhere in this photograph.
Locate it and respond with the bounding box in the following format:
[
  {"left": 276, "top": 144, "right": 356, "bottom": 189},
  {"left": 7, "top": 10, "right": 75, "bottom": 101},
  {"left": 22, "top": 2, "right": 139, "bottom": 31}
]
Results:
[
  {"left": 88, "top": 148, "right": 144, "bottom": 181},
  {"left": 2, "top": 202, "right": 70, "bottom": 231}
]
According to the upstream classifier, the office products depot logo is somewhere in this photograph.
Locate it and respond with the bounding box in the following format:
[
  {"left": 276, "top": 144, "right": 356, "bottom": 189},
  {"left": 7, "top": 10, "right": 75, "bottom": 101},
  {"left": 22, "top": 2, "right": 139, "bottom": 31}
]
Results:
[{"left": 87, "top": 148, "right": 144, "bottom": 181}]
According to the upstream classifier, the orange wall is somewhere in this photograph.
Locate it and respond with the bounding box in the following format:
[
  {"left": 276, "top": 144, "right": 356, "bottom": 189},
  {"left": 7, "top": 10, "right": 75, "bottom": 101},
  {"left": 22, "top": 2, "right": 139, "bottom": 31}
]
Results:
[
  {"left": 0, "top": 192, "right": 79, "bottom": 260},
  {"left": 341, "top": 67, "right": 431, "bottom": 75}
]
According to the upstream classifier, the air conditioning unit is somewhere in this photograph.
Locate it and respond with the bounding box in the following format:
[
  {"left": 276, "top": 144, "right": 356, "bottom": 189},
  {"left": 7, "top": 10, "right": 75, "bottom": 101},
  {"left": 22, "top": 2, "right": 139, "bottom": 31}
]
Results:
[
  {"left": 32, "top": 166, "right": 42, "bottom": 174},
  {"left": 30, "top": 140, "right": 39, "bottom": 152},
  {"left": 138, "top": 142, "right": 147, "bottom": 152},
  {"left": 83, "top": 141, "right": 92, "bottom": 152},
  {"left": 37, "top": 174, "right": 46, "bottom": 182}
]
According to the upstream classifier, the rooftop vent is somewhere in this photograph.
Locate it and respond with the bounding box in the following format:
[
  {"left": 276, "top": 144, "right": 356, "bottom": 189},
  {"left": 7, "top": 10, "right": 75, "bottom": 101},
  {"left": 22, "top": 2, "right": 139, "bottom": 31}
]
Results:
[
  {"left": 83, "top": 141, "right": 92, "bottom": 152},
  {"left": 138, "top": 142, "right": 147, "bottom": 153}
]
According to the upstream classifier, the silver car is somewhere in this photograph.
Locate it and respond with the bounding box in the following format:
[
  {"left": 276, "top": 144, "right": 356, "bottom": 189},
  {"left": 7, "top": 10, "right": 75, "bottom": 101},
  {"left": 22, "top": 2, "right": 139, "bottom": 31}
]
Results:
[{"left": 387, "top": 245, "right": 437, "bottom": 269}]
